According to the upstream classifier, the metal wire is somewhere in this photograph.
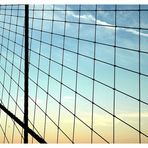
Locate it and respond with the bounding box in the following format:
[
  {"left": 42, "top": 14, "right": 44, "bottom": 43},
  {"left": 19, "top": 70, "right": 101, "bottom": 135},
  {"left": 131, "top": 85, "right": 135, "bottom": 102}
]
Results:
[{"left": 0, "top": 4, "right": 148, "bottom": 144}]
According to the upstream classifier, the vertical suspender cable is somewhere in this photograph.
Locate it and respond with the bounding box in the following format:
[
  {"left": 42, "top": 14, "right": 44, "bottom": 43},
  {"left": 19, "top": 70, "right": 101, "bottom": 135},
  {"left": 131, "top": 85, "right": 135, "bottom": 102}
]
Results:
[{"left": 24, "top": 4, "right": 29, "bottom": 144}]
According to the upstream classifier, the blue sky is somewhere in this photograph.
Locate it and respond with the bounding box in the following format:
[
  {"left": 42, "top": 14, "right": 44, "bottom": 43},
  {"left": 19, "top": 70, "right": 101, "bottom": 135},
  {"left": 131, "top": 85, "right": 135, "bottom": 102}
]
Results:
[{"left": 0, "top": 5, "right": 148, "bottom": 143}]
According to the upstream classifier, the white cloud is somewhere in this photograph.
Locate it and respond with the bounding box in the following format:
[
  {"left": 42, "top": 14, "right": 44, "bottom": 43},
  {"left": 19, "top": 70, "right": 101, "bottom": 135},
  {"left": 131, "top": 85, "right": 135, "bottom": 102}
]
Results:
[
  {"left": 76, "top": 111, "right": 114, "bottom": 127},
  {"left": 70, "top": 111, "right": 148, "bottom": 127},
  {"left": 117, "top": 27, "right": 148, "bottom": 37},
  {"left": 63, "top": 96, "right": 73, "bottom": 100},
  {"left": 96, "top": 19, "right": 113, "bottom": 27},
  {"left": 37, "top": 98, "right": 44, "bottom": 105},
  {"left": 20, "top": 6, "right": 148, "bottom": 38},
  {"left": 119, "top": 112, "right": 148, "bottom": 118},
  {"left": 67, "top": 10, "right": 148, "bottom": 37}
]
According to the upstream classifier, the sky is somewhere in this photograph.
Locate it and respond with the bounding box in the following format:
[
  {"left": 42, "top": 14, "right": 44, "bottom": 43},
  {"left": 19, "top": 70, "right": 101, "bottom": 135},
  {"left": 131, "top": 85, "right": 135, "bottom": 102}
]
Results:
[{"left": 0, "top": 4, "right": 148, "bottom": 143}]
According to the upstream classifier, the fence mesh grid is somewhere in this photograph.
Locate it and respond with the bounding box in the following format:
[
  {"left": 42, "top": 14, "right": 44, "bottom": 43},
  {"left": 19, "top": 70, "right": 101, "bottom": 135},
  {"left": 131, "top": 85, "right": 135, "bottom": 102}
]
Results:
[{"left": 0, "top": 4, "right": 148, "bottom": 143}]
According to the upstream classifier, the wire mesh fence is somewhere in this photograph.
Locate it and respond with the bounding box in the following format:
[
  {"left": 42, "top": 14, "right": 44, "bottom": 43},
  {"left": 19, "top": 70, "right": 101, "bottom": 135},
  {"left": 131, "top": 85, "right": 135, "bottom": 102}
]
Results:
[{"left": 0, "top": 4, "right": 148, "bottom": 143}]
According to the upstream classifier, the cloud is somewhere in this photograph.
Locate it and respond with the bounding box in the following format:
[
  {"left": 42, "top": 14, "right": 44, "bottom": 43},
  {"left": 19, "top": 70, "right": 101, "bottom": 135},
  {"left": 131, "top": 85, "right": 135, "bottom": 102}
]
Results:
[
  {"left": 67, "top": 10, "right": 148, "bottom": 37},
  {"left": 70, "top": 12, "right": 94, "bottom": 21},
  {"left": 28, "top": 6, "right": 148, "bottom": 38},
  {"left": 67, "top": 11, "right": 112, "bottom": 28},
  {"left": 62, "top": 96, "right": 74, "bottom": 103},
  {"left": 60, "top": 111, "right": 114, "bottom": 127},
  {"left": 119, "top": 112, "right": 148, "bottom": 118},
  {"left": 63, "top": 96, "right": 73, "bottom": 100},
  {"left": 75, "top": 111, "right": 114, "bottom": 127},
  {"left": 119, "top": 28, "right": 148, "bottom": 37},
  {"left": 96, "top": 19, "right": 114, "bottom": 28},
  {"left": 70, "top": 111, "right": 148, "bottom": 127}
]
